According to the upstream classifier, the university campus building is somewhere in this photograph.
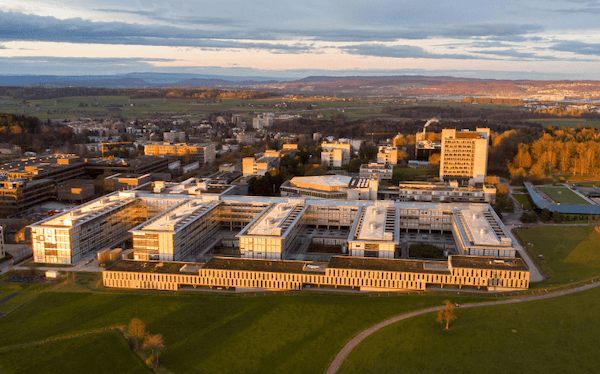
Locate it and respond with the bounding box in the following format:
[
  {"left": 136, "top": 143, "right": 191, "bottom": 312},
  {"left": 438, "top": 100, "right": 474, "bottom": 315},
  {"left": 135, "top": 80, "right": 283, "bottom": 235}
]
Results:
[
  {"left": 144, "top": 142, "right": 216, "bottom": 165},
  {"left": 29, "top": 179, "right": 529, "bottom": 292},
  {"left": 439, "top": 128, "right": 490, "bottom": 185}
]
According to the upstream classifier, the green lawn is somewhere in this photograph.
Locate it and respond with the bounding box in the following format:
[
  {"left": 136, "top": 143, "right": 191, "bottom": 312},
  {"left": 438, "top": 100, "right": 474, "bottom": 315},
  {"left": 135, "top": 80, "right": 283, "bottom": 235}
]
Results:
[
  {"left": 515, "top": 226, "right": 600, "bottom": 286},
  {"left": 0, "top": 280, "right": 51, "bottom": 314},
  {"left": 0, "top": 287, "right": 485, "bottom": 374},
  {"left": 339, "top": 285, "right": 600, "bottom": 374},
  {"left": 512, "top": 193, "right": 532, "bottom": 210},
  {"left": 538, "top": 186, "right": 590, "bottom": 205},
  {"left": 0, "top": 330, "right": 151, "bottom": 374}
]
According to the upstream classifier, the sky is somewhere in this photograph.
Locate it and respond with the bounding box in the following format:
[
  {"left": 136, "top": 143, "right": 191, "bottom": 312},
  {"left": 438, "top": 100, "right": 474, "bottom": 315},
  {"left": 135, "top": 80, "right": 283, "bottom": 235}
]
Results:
[{"left": 1, "top": 0, "right": 600, "bottom": 79}]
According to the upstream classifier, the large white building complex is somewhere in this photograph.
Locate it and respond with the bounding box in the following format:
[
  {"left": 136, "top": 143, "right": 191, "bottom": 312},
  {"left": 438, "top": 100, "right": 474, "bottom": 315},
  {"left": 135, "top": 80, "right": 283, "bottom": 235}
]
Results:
[
  {"left": 439, "top": 128, "right": 490, "bottom": 185},
  {"left": 29, "top": 179, "right": 529, "bottom": 292}
]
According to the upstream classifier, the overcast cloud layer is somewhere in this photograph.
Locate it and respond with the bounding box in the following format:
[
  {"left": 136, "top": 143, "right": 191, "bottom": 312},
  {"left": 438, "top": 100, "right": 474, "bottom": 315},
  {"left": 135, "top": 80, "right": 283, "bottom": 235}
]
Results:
[{"left": 0, "top": 0, "right": 599, "bottom": 78}]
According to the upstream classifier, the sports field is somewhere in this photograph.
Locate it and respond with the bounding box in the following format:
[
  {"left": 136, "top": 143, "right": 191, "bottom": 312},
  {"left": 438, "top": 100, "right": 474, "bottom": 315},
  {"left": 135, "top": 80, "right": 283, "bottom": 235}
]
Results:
[{"left": 538, "top": 186, "right": 590, "bottom": 205}]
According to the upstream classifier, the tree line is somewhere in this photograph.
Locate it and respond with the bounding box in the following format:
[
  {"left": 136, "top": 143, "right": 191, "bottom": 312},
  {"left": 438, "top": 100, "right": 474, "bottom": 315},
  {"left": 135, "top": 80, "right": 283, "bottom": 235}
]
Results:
[
  {"left": 0, "top": 86, "right": 276, "bottom": 100},
  {"left": 509, "top": 126, "right": 600, "bottom": 182}
]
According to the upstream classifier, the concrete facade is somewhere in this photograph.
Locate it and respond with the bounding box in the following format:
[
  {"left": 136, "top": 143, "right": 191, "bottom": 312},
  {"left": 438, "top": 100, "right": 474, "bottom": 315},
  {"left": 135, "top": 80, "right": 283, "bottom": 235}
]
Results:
[
  {"left": 440, "top": 128, "right": 490, "bottom": 185},
  {"left": 144, "top": 142, "right": 216, "bottom": 165}
]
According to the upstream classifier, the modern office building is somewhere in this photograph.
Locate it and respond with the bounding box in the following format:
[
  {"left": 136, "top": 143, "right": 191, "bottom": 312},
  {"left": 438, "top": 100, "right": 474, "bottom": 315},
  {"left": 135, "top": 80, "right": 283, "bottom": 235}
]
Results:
[
  {"left": 379, "top": 181, "right": 496, "bottom": 204},
  {"left": 31, "top": 179, "right": 518, "bottom": 265},
  {"left": 144, "top": 142, "right": 216, "bottom": 164},
  {"left": 242, "top": 151, "right": 281, "bottom": 177},
  {"left": 439, "top": 128, "right": 490, "bottom": 185},
  {"left": 348, "top": 204, "right": 399, "bottom": 258},
  {"left": 56, "top": 179, "right": 95, "bottom": 202},
  {"left": 237, "top": 201, "right": 307, "bottom": 259},
  {"left": 359, "top": 163, "right": 393, "bottom": 180},
  {"left": 30, "top": 191, "right": 155, "bottom": 264},
  {"left": 103, "top": 254, "right": 529, "bottom": 292},
  {"left": 321, "top": 142, "right": 351, "bottom": 168},
  {"left": 0, "top": 178, "right": 55, "bottom": 217},
  {"left": 104, "top": 173, "right": 153, "bottom": 192},
  {"left": 280, "top": 175, "right": 378, "bottom": 201},
  {"left": 377, "top": 146, "right": 399, "bottom": 165},
  {"left": 131, "top": 199, "right": 221, "bottom": 262}
]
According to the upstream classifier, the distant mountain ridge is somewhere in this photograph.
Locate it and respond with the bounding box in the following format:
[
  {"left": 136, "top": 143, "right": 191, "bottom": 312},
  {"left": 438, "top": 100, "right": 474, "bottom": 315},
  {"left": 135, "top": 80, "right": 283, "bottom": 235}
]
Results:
[{"left": 1, "top": 73, "right": 600, "bottom": 99}]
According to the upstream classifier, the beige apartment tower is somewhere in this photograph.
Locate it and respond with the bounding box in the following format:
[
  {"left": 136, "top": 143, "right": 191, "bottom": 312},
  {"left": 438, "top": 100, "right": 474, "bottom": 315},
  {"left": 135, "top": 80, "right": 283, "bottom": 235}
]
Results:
[{"left": 440, "top": 128, "right": 490, "bottom": 185}]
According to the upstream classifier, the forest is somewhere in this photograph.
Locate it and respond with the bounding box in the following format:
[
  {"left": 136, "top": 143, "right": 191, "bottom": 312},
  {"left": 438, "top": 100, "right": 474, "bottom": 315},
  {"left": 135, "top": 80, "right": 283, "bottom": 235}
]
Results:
[
  {"left": 0, "top": 113, "right": 83, "bottom": 152},
  {"left": 509, "top": 125, "right": 600, "bottom": 182}
]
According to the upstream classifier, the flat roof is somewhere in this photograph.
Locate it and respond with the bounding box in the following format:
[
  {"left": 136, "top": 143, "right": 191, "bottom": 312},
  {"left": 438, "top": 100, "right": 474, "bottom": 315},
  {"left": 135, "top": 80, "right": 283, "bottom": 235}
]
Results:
[
  {"left": 328, "top": 256, "right": 449, "bottom": 274},
  {"left": 247, "top": 203, "right": 299, "bottom": 236},
  {"left": 290, "top": 175, "right": 352, "bottom": 189},
  {"left": 203, "top": 257, "right": 322, "bottom": 274},
  {"left": 450, "top": 255, "right": 528, "bottom": 271},
  {"left": 458, "top": 206, "right": 503, "bottom": 246},
  {"left": 107, "top": 260, "right": 190, "bottom": 274},
  {"left": 256, "top": 156, "right": 278, "bottom": 163},
  {"left": 138, "top": 200, "right": 219, "bottom": 232},
  {"left": 39, "top": 192, "right": 139, "bottom": 227},
  {"left": 357, "top": 206, "right": 389, "bottom": 241}
]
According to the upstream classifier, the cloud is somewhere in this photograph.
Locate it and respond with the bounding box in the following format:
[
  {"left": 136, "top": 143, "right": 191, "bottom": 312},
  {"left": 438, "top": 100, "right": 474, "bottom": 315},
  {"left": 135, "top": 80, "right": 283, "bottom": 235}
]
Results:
[
  {"left": 95, "top": 8, "right": 237, "bottom": 26},
  {"left": 551, "top": 41, "right": 600, "bottom": 56},
  {"left": 0, "top": 56, "right": 176, "bottom": 75},
  {"left": 438, "top": 23, "right": 544, "bottom": 39},
  {"left": 473, "top": 49, "right": 559, "bottom": 60},
  {"left": 0, "top": 11, "right": 317, "bottom": 53},
  {"left": 340, "top": 44, "right": 483, "bottom": 60},
  {"left": 0, "top": 9, "right": 547, "bottom": 48}
]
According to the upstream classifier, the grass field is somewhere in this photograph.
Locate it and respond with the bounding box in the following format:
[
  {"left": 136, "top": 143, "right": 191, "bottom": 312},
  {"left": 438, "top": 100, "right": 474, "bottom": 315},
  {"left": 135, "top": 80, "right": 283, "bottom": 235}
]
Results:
[
  {"left": 0, "top": 278, "right": 487, "bottom": 374},
  {"left": 515, "top": 226, "right": 600, "bottom": 286},
  {"left": 338, "top": 285, "right": 600, "bottom": 374},
  {"left": 0, "top": 330, "right": 151, "bottom": 374},
  {"left": 526, "top": 118, "right": 600, "bottom": 129},
  {"left": 0, "top": 95, "right": 391, "bottom": 121},
  {"left": 512, "top": 193, "right": 533, "bottom": 210},
  {"left": 538, "top": 186, "right": 590, "bottom": 205}
]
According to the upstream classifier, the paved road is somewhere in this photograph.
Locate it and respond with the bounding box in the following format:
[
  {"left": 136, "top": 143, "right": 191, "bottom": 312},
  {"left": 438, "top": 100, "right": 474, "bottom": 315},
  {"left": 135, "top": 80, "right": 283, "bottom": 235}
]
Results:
[{"left": 325, "top": 280, "right": 600, "bottom": 374}]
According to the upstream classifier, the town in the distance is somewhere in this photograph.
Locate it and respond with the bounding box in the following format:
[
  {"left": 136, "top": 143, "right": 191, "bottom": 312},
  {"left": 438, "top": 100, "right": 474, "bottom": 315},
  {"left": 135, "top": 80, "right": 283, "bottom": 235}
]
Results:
[{"left": 1, "top": 81, "right": 600, "bottom": 372}]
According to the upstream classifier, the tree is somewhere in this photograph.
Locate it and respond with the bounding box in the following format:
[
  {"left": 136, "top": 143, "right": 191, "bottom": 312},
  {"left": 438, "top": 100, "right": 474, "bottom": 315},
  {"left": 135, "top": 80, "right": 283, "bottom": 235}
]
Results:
[
  {"left": 428, "top": 153, "right": 440, "bottom": 164},
  {"left": 436, "top": 300, "right": 457, "bottom": 330},
  {"left": 540, "top": 207, "right": 552, "bottom": 222},
  {"left": 128, "top": 318, "right": 146, "bottom": 349},
  {"left": 143, "top": 333, "right": 166, "bottom": 366}
]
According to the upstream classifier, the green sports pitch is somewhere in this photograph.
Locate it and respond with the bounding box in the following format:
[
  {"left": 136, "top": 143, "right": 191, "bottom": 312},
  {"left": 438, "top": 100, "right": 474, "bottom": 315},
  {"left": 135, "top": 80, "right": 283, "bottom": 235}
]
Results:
[{"left": 538, "top": 186, "right": 590, "bottom": 205}]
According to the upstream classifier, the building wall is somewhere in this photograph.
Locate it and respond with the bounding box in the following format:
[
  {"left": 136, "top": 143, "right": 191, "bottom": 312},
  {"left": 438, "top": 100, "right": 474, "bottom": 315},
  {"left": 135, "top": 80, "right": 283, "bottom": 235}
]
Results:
[
  {"left": 0, "top": 179, "right": 55, "bottom": 217},
  {"left": 32, "top": 199, "right": 148, "bottom": 264},
  {"left": 57, "top": 182, "right": 95, "bottom": 202},
  {"left": 377, "top": 147, "right": 399, "bottom": 165},
  {"left": 440, "top": 129, "right": 489, "bottom": 184},
  {"left": 144, "top": 143, "right": 215, "bottom": 164},
  {"left": 103, "top": 258, "right": 529, "bottom": 292},
  {"left": 133, "top": 207, "right": 220, "bottom": 262}
]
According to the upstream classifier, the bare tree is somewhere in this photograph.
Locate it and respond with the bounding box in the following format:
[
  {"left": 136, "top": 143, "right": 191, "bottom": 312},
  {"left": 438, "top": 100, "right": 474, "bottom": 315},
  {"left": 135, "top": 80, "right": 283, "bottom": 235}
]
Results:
[{"left": 143, "top": 333, "right": 166, "bottom": 366}]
